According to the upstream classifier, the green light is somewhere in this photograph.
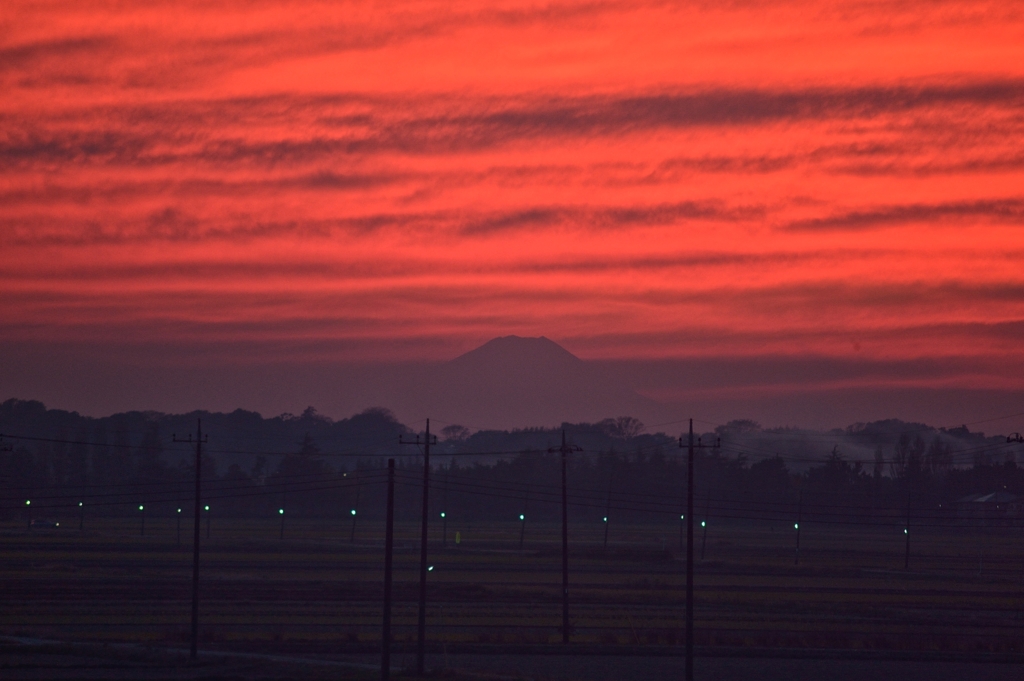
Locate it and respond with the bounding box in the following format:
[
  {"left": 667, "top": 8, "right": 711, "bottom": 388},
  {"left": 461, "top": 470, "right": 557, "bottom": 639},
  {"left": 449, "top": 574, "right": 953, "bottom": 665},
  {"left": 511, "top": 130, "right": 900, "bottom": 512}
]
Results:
[
  {"left": 139, "top": 505, "right": 144, "bottom": 511},
  {"left": 603, "top": 516, "right": 608, "bottom": 522},
  {"left": 794, "top": 523, "right": 799, "bottom": 529},
  {"left": 25, "top": 500, "right": 30, "bottom": 506},
  {"left": 79, "top": 502, "right": 83, "bottom": 507},
  {"left": 519, "top": 514, "right": 525, "bottom": 521},
  {"left": 204, "top": 505, "right": 210, "bottom": 511},
  {"left": 427, "top": 565, "right": 434, "bottom": 571},
  {"left": 904, "top": 528, "right": 908, "bottom": 534},
  {"left": 279, "top": 508, "right": 284, "bottom": 514},
  {"left": 350, "top": 509, "right": 357, "bottom": 516},
  {"left": 701, "top": 521, "right": 706, "bottom": 527},
  {"left": 177, "top": 508, "right": 181, "bottom": 513},
  {"left": 680, "top": 514, "right": 684, "bottom": 520},
  {"left": 440, "top": 512, "right": 446, "bottom": 518}
]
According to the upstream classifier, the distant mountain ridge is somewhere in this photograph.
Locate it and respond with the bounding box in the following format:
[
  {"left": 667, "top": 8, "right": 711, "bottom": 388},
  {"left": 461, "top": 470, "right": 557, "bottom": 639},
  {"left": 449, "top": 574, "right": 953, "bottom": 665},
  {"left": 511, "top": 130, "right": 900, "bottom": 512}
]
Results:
[
  {"left": 450, "top": 335, "right": 582, "bottom": 370},
  {"left": 407, "top": 335, "right": 668, "bottom": 430}
]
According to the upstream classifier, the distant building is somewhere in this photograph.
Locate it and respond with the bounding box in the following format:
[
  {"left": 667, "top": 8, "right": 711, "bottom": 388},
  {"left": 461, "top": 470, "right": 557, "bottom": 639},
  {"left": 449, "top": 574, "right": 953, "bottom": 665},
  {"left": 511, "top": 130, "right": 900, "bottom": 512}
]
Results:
[{"left": 954, "top": 492, "right": 1022, "bottom": 525}]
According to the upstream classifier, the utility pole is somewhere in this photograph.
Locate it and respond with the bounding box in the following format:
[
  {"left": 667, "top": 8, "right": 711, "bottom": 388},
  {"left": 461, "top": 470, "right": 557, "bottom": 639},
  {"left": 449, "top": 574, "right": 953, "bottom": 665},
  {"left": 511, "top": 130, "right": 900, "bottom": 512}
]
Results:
[
  {"left": 549, "top": 431, "right": 581, "bottom": 644},
  {"left": 684, "top": 421, "right": 695, "bottom": 681},
  {"left": 381, "top": 459, "right": 395, "bottom": 681},
  {"left": 174, "top": 419, "right": 206, "bottom": 661},
  {"left": 400, "top": 420, "right": 437, "bottom": 676},
  {"left": 677, "top": 421, "right": 719, "bottom": 681}
]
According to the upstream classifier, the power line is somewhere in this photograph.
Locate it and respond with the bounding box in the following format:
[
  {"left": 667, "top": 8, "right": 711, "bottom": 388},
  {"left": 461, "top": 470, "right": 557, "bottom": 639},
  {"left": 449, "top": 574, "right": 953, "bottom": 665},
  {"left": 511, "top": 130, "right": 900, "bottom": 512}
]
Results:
[
  {"left": 9, "top": 442, "right": 1017, "bottom": 519},
  {"left": 3, "top": 463, "right": 1011, "bottom": 530},
  {"left": 392, "top": 470, "right": 981, "bottom": 528},
  {"left": 4, "top": 424, "right": 1019, "bottom": 471}
]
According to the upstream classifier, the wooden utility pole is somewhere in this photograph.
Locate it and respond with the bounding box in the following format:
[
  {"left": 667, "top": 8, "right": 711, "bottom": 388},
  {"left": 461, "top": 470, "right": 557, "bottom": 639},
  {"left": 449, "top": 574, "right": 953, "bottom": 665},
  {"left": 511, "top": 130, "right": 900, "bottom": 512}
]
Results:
[
  {"left": 173, "top": 420, "right": 206, "bottom": 661},
  {"left": 678, "top": 421, "right": 719, "bottom": 681},
  {"left": 550, "top": 431, "right": 581, "bottom": 644},
  {"left": 381, "top": 459, "right": 395, "bottom": 681},
  {"left": 685, "top": 421, "right": 695, "bottom": 681},
  {"left": 400, "top": 420, "right": 437, "bottom": 675}
]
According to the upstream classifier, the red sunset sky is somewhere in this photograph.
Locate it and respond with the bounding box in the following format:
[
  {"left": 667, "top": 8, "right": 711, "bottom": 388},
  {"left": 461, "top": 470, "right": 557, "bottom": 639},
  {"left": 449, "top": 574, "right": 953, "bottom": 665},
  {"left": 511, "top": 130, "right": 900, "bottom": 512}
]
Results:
[{"left": 2, "top": 1, "right": 1023, "bottom": 429}]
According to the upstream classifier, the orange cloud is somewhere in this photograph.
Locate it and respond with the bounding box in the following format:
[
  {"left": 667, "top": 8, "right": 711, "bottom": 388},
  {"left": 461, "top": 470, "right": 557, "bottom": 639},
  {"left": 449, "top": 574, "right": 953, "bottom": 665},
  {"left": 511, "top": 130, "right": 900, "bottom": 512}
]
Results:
[{"left": 1, "top": 0, "right": 1023, "bottom": 417}]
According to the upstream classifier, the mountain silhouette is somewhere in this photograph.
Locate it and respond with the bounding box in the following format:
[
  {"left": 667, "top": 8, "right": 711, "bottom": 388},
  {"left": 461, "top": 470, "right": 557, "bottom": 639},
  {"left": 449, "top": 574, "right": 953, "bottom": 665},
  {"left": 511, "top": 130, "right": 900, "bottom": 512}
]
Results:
[
  {"left": 397, "top": 335, "right": 666, "bottom": 431},
  {"left": 449, "top": 335, "right": 583, "bottom": 375}
]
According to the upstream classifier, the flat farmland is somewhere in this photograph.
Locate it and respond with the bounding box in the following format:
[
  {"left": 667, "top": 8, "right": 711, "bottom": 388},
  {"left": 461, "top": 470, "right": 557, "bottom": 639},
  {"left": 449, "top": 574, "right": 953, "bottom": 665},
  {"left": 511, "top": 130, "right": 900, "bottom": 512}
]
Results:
[{"left": 3, "top": 516, "right": 1024, "bottom": 658}]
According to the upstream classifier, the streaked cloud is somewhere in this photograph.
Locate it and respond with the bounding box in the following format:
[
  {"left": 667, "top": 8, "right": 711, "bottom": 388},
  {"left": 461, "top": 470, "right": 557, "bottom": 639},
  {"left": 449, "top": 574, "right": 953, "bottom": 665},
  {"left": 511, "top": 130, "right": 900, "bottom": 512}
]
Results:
[
  {"left": 786, "top": 199, "right": 1024, "bottom": 231},
  {"left": 1, "top": 0, "right": 1023, "bottom": 425}
]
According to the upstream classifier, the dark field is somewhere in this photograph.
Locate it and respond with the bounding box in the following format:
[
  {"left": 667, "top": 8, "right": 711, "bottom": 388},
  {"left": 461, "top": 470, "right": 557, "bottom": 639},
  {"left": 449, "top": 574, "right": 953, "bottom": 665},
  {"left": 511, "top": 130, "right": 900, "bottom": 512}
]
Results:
[{"left": 3, "top": 516, "right": 1024, "bottom": 679}]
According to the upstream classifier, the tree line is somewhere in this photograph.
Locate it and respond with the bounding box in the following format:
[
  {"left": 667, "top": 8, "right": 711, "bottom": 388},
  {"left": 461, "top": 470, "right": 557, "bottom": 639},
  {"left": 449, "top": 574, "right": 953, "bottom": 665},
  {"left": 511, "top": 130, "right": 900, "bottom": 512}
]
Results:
[{"left": 2, "top": 399, "right": 1022, "bottom": 525}]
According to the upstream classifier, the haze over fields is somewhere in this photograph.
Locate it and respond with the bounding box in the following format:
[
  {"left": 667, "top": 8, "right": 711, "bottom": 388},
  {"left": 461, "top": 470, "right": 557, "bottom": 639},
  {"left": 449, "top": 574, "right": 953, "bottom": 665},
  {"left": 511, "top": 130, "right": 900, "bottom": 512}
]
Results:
[{"left": 2, "top": 1, "right": 1024, "bottom": 431}]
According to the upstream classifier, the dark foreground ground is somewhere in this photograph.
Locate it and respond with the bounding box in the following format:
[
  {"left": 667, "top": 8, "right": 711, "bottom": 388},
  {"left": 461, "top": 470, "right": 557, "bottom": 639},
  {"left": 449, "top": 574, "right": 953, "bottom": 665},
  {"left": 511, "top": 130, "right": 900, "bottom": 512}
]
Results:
[
  {"left": 434, "top": 652, "right": 1024, "bottom": 681},
  {"left": 4, "top": 638, "right": 1024, "bottom": 681},
  {"left": 4, "top": 517, "right": 1024, "bottom": 679},
  {"left": 0, "top": 638, "right": 377, "bottom": 681}
]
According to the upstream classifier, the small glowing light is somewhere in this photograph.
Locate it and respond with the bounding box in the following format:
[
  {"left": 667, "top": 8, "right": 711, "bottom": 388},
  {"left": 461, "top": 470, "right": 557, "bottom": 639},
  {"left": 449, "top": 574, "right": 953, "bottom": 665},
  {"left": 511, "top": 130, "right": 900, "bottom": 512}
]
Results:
[
  {"left": 139, "top": 505, "right": 144, "bottom": 511},
  {"left": 680, "top": 515, "right": 684, "bottom": 521},
  {"left": 25, "top": 500, "right": 30, "bottom": 506},
  {"left": 604, "top": 516, "right": 609, "bottom": 522},
  {"left": 177, "top": 508, "right": 181, "bottom": 513},
  {"left": 78, "top": 502, "right": 83, "bottom": 507},
  {"left": 794, "top": 523, "right": 799, "bottom": 529},
  {"left": 519, "top": 514, "right": 525, "bottom": 521},
  {"left": 204, "top": 505, "right": 210, "bottom": 511},
  {"left": 55, "top": 522, "right": 59, "bottom": 527},
  {"left": 350, "top": 509, "right": 357, "bottom": 516},
  {"left": 904, "top": 528, "right": 908, "bottom": 534},
  {"left": 279, "top": 508, "right": 284, "bottom": 514},
  {"left": 440, "top": 512, "right": 446, "bottom": 518},
  {"left": 427, "top": 565, "right": 434, "bottom": 571},
  {"left": 701, "top": 521, "right": 706, "bottom": 527}
]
